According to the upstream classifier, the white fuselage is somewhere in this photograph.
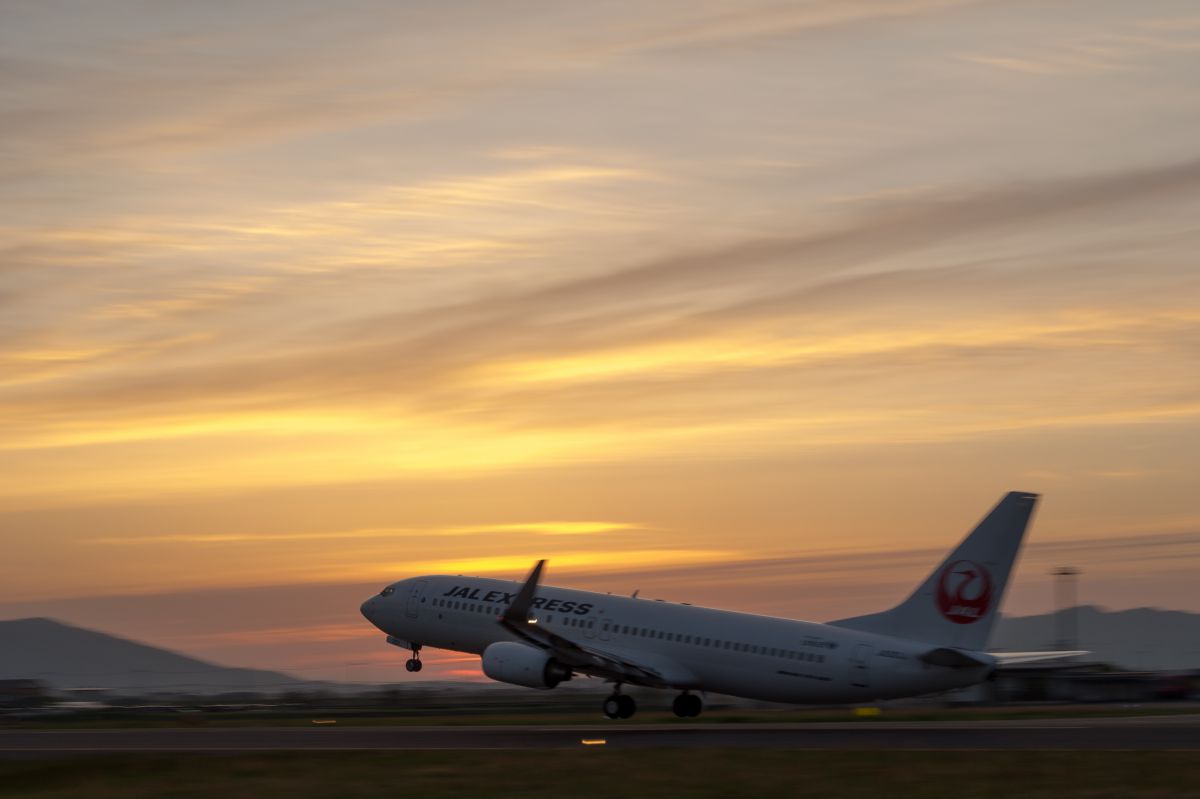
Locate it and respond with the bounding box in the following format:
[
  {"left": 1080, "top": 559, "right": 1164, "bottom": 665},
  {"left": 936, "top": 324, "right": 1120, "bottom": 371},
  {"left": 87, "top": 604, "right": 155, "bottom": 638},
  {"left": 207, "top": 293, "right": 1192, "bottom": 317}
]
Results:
[{"left": 366, "top": 574, "right": 992, "bottom": 703}]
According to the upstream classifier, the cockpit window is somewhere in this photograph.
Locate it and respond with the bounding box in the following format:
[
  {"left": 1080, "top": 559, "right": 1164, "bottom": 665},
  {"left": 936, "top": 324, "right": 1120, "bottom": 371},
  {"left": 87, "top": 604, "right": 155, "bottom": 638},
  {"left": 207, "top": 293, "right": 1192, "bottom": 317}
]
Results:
[{"left": 380, "top": 586, "right": 395, "bottom": 597}]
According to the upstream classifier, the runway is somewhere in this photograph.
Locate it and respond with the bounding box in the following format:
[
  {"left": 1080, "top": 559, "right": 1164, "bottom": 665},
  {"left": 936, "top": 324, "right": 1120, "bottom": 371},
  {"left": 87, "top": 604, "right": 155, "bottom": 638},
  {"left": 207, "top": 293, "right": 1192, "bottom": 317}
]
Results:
[{"left": 2, "top": 715, "right": 1198, "bottom": 756}]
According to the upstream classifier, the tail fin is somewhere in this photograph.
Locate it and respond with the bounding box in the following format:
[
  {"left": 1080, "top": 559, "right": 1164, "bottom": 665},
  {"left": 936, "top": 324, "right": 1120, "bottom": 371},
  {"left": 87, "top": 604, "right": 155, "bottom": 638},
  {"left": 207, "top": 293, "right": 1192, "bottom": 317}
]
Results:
[{"left": 829, "top": 491, "right": 1039, "bottom": 651}]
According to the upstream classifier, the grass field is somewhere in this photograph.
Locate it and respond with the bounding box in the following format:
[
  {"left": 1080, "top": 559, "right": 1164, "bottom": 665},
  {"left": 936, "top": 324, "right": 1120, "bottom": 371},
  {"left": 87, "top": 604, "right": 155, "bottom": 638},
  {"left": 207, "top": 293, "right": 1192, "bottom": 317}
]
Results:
[{"left": 2, "top": 751, "right": 1198, "bottom": 798}]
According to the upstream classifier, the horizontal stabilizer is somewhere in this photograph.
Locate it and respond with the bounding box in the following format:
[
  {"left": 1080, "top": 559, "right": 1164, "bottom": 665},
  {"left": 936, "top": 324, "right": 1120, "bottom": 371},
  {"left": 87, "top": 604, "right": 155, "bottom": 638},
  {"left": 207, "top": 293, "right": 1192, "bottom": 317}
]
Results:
[{"left": 991, "top": 650, "right": 1089, "bottom": 666}]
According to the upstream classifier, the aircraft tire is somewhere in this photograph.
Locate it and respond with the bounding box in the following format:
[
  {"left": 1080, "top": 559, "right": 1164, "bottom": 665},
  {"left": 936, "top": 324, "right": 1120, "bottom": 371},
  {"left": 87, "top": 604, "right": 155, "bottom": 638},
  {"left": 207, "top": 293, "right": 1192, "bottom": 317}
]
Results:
[
  {"left": 602, "top": 696, "right": 622, "bottom": 719},
  {"left": 616, "top": 694, "right": 636, "bottom": 719}
]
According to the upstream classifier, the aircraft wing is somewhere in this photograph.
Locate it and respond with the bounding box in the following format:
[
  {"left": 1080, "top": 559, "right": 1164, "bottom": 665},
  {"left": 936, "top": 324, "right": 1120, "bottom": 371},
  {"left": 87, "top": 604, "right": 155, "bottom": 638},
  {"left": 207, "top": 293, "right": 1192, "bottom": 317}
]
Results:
[
  {"left": 990, "top": 650, "right": 1089, "bottom": 666},
  {"left": 498, "top": 560, "right": 697, "bottom": 689}
]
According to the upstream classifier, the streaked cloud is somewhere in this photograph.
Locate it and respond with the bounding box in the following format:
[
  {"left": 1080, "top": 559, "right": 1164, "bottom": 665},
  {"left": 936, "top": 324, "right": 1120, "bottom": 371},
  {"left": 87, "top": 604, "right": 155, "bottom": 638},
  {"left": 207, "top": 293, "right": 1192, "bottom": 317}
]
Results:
[
  {"left": 90, "top": 521, "right": 642, "bottom": 545},
  {"left": 962, "top": 17, "right": 1200, "bottom": 76},
  {"left": 395, "top": 549, "right": 734, "bottom": 581}
]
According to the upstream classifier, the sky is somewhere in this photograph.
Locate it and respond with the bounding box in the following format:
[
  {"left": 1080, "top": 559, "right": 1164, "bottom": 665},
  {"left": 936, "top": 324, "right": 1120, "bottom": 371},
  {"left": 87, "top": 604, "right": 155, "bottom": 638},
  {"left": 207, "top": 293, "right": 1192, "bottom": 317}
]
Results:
[{"left": 2, "top": 0, "right": 1199, "bottom": 684}]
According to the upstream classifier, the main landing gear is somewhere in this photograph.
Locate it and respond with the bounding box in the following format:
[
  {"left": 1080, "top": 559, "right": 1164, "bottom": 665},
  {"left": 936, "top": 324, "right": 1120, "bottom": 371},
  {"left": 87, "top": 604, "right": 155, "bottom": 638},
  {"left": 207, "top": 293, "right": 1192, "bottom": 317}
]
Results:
[
  {"left": 404, "top": 644, "right": 423, "bottom": 673},
  {"left": 602, "top": 686, "right": 636, "bottom": 719},
  {"left": 672, "top": 692, "right": 702, "bottom": 718}
]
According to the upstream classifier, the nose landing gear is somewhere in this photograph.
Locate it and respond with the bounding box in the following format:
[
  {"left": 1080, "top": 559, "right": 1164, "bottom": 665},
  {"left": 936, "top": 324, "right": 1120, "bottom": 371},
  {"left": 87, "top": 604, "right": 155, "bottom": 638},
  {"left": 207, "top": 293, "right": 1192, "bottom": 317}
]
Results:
[
  {"left": 404, "top": 644, "right": 423, "bottom": 673},
  {"left": 672, "top": 692, "right": 702, "bottom": 718},
  {"left": 602, "top": 685, "right": 636, "bottom": 719}
]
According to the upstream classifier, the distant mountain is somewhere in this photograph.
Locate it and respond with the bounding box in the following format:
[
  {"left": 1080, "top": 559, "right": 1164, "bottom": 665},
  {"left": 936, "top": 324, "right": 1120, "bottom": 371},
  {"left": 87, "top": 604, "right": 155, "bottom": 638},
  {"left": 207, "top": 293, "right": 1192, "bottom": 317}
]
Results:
[
  {"left": 992, "top": 606, "right": 1200, "bottom": 671},
  {"left": 0, "top": 618, "right": 309, "bottom": 695}
]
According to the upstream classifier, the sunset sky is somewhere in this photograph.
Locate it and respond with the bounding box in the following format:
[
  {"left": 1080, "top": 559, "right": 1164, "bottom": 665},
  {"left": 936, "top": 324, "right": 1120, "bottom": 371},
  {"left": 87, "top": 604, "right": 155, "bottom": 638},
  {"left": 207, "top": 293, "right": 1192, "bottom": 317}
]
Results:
[{"left": 2, "top": 0, "right": 1199, "bottom": 684}]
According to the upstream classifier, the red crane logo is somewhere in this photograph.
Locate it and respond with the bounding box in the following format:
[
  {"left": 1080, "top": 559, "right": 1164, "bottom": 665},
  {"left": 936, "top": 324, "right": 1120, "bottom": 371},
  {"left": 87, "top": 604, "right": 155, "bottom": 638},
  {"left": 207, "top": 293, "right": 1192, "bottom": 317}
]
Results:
[{"left": 935, "top": 559, "right": 993, "bottom": 625}]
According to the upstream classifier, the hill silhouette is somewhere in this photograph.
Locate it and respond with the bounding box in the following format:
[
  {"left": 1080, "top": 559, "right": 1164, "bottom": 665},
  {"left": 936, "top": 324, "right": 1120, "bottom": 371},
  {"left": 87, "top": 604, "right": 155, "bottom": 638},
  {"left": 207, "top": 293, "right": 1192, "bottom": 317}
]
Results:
[
  {"left": 992, "top": 605, "right": 1200, "bottom": 670},
  {"left": 0, "top": 618, "right": 307, "bottom": 694}
]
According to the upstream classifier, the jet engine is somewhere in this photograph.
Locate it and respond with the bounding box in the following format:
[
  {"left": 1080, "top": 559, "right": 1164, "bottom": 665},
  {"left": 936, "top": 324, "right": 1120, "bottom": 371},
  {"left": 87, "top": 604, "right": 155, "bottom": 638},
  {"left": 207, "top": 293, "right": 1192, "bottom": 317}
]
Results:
[{"left": 481, "top": 641, "right": 572, "bottom": 689}]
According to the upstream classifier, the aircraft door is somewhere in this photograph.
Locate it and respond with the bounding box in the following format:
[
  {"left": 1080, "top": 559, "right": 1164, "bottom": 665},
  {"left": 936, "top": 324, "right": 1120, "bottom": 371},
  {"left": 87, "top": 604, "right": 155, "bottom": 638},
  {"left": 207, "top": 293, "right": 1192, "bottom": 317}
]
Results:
[
  {"left": 406, "top": 580, "right": 427, "bottom": 619},
  {"left": 598, "top": 618, "right": 612, "bottom": 642},
  {"left": 849, "top": 643, "right": 871, "bottom": 688}
]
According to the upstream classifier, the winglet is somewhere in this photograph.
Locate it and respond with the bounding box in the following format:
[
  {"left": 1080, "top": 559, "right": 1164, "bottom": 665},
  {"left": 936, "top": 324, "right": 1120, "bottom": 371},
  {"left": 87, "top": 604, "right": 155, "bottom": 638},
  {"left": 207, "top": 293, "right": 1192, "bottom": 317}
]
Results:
[{"left": 501, "top": 559, "right": 546, "bottom": 625}]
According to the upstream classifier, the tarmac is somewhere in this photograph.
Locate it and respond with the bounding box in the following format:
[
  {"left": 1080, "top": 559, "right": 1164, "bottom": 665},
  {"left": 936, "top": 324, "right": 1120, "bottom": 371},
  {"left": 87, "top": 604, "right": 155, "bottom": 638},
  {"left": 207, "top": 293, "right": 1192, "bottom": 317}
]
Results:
[{"left": 2, "top": 715, "right": 1198, "bottom": 756}]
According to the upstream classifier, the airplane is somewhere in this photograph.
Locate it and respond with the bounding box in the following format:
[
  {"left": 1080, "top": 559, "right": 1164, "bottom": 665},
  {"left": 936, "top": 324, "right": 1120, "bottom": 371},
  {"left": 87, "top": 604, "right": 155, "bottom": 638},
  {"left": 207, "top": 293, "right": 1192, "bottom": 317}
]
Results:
[{"left": 360, "top": 491, "right": 1083, "bottom": 719}]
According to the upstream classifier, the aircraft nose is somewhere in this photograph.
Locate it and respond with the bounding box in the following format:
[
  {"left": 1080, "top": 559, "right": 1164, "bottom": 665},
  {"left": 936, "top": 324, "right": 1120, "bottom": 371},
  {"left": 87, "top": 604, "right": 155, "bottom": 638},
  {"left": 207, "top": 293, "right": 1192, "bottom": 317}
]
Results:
[{"left": 360, "top": 596, "right": 379, "bottom": 624}]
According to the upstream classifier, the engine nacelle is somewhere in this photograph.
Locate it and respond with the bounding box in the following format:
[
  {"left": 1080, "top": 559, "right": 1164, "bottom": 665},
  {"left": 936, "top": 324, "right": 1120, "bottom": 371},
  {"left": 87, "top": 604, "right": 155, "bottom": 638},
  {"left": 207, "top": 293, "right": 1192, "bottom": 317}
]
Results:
[{"left": 481, "top": 641, "right": 572, "bottom": 689}]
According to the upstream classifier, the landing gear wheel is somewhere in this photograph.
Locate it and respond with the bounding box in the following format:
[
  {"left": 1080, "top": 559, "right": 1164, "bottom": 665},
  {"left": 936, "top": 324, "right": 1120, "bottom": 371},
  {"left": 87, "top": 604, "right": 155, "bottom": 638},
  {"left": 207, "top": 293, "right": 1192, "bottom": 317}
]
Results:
[
  {"left": 602, "top": 692, "right": 636, "bottom": 719},
  {"left": 672, "top": 693, "right": 702, "bottom": 718},
  {"left": 405, "top": 657, "right": 423, "bottom": 672}
]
